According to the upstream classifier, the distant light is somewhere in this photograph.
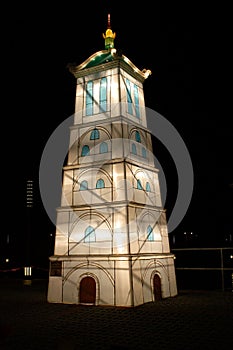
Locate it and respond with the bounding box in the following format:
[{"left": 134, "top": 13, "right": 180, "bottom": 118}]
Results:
[
  {"left": 24, "top": 266, "right": 32, "bottom": 276},
  {"left": 230, "top": 255, "right": 233, "bottom": 259},
  {"left": 5, "top": 258, "right": 9, "bottom": 263},
  {"left": 26, "top": 179, "right": 34, "bottom": 208}
]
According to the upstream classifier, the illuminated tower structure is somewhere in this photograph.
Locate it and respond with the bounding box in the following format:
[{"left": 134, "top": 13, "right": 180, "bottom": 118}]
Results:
[{"left": 47, "top": 15, "right": 177, "bottom": 306}]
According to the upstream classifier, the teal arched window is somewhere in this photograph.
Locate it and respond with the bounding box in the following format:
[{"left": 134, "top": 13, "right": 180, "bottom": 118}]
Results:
[
  {"left": 96, "top": 178, "right": 105, "bottom": 189},
  {"left": 100, "top": 142, "right": 108, "bottom": 153},
  {"left": 134, "top": 84, "right": 140, "bottom": 118},
  {"left": 135, "top": 130, "right": 141, "bottom": 142},
  {"left": 142, "top": 147, "right": 147, "bottom": 158},
  {"left": 126, "top": 78, "right": 133, "bottom": 115},
  {"left": 132, "top": 143, "right": 137, "bottom": 155},
  {"left": 147, "top": 225, "right": 154, "bottom": 241},
  {"left": 86, "top": 81, "right": 93, "bottom": 116},
  {"left": 137, "top": 179, "right": 143, "bottom": 190},
  {"left": 80, "top": 180, "right": 88, "bottom": 191},
  {"left": 100, "top": 77, "right": 107, "bottom": 112},
  {"left": 146, "top": 182, "right": 151, "bottom": 192},
  {"left": 90, "top": 128, "right": 100, "bottom": 140},
  {"left": 81, "top": 145, "right": 90, "bottom": 156},
  {"left": 84, "top": 226, "right": 96, "bottom": 243}
]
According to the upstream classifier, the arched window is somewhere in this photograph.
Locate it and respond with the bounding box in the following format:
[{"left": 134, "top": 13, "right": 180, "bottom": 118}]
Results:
[
  {"left": 100, "top": 77, "right": 107, "bottom": 112},
  {"left": 81, "top": 145, "right": 90, "bottom": 156},
  {"left": 147, "top": 225, "right": 154, "bottom": 241},
  {"left": 135, "top": 130, "right": 141, "bottom": 143},
  {"left": 90, "top": 128, "right": 100, "bottom": 140},
  {"left": 80, "top": 180, "right": 88, "bottom": 191},
  {"left": 132, "top": 143, "right": 137, "bottom": 155},
  {"left": 137, "top": 179, "right": 143, "bottom": 190},
  {"left": 126, "top": 78, "right": 133, "bottom": 115},
  {"left": 100, "top": 141, "right": 108, "bottom": 153},
  {"left": 134, "top": 84, "right": 140, "bottom": 118},
  {"left": 142, "top": 147, "right": 147, "bottom": 158},
  {"left": 84, "top": 226, "right": 96, "bottom": 243},
  {"left": 96, "top": 178, "right": 105, "bottom": 189},
  {"left": 146, "top": 182, "right": 151, "bottom": 192},
  {"left": 86, "top": 81, "right": 93, "bottom": 116}
]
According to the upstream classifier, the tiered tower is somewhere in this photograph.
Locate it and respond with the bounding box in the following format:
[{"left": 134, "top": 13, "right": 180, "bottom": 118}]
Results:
[{"left": 47, "top": 15, "right": 177, "bottom": 306}]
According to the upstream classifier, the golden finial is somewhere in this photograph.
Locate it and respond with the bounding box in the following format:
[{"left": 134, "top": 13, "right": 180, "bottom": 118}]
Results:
[{"left": 103, "top": 14, "right": 116, "bottom": 49}]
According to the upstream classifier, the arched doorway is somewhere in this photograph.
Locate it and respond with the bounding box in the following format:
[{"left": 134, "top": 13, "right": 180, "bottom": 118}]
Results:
[
  {"left": 79, "top": 276, "right": 96, "bottom": 304},
  {"left": 153, "top": 274, "right": 162, "bottom": 301}
]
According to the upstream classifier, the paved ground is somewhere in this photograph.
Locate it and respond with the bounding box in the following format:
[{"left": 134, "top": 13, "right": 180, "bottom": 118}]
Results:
[{"left": 0, "top": 279, "right": 233, "bottom": 350}]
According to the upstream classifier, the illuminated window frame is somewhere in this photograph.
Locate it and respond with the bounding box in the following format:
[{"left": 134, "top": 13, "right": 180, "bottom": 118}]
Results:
[
  {"left": 132, "top": 143, "right": 137, "bottom": 155},
  {"left": 84, "top": 226, "right": 96, "bottom": 243},
  {"left": 142, "top": 147, "right": 147, "bottom": 158},
  {"left": 147, "top": 225, "right": 154, "bottom": 241},
  {"left": 146, "top": 182, "right": 151, "bottom": 192},
  {"left": 81, "top": 145, "right": 90, "bottom": 156},
  {"left": 126, "top": 78, "right": 133, "bottom": 115},
  {"left": 135, "top": 130, "right": 141, "bottom": 142},
  {"left": 100, "top": 77, "right": 107, "bottom": 112},
  {"left": 90, "top": 128, "right": 100, "bottom": 140},
  {"left": 80, "top": 180, "right": 88, "bottom": 191},
  {"left": 137, "top": 179, "right": 143, "bottom": 190},
  {"left": 134, "top": 84, "right": 140, "bottom": 118},
  {"left": 86, "top": 81, "right": 93, "bottom": 116},
  {"left": 96, "top": 178, "right": 105, "bottom": 189},
  {"left": 100, "top": 142, "right": 108, "bottom": 153}
]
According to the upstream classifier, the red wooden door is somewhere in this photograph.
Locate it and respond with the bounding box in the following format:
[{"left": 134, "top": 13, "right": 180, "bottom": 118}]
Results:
[
  {"left": 153, "top": 274, "right": 162, "bottom": 301},
  {"left": 79, "top": 276, "right": 96, "bottom": 304}
]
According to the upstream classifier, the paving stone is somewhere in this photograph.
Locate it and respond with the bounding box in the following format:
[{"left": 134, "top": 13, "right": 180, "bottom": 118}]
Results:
[{"left": 0, "top": 279, "right": 233, "bottom": 350}]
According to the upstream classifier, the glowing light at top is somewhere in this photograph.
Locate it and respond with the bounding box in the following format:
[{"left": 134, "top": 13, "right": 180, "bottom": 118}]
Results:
[{"left": 102, "top": 14, "right": 116, "bottom": 49}]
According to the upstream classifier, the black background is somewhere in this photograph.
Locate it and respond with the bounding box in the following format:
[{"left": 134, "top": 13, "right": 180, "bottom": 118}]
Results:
[{"left": 2, "top": 1, "right": 232, "bottom": 268}]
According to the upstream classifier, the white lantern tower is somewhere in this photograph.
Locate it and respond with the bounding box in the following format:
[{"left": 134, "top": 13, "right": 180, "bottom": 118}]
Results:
[{"left": 47, "top": 15, "right": 177, "bottom": 306}]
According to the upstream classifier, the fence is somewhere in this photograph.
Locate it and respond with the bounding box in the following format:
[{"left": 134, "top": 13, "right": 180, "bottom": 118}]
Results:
[{"left": 171, "top": 247, "right": 233, "bottom": 292}]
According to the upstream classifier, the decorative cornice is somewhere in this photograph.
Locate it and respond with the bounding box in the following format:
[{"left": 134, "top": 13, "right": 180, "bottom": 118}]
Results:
[{"left": 68, "top": 49, "right": 151, "bottom": 83}]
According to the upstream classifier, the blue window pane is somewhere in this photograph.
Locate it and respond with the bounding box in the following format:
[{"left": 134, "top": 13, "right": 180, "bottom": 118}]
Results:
[
  {"left": 96, "top": 178, "right": 105, "bottom": 189},
  {"left": 135, "top": 130, "right": 141, "bottom": 142},
  {"left": 80, "top": 180, "right": 88, "bottom": 191},
  {"left": 81, "top": 145, "right": 90, "bottom": 156},
  {"left": 100, "top": 142, "right": 108, "bottom": 153},
  {"left": 84, "top": 226, "right": 96, "bottom": 242},
  {"left": 146, "top": 182, "right": 151, "bottom": 192},
  {"left": 86, "top": 81, "right": 93, "bottom": 116},
  {"left": 147, "top": 225, "right": 154, "bottom": 241},
  {"left": 126, "top": 78, "right": 133, "bottom": 115},
  {"left": 132, "top": 143, "right": 137, "bottom": 155},
  {"left": 90, "top": 128, "right": 100, "bottom": 140},
  {"left": 142, "top": 147, "right": 147, "bottom": 158},
  {"left": 137, "top": 179, "right": 143, "bottom": 190},
  {"left": 100, "top": 77, "right": 107, "bottom": 112},
  {"left": 134, "top": 84, "right": 140, "bottom": 118}
]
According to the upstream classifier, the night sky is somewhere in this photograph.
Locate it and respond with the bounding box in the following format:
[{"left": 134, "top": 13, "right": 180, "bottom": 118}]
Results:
[{"left": 2, "top": 1, "right": 232, "bottom": 268}]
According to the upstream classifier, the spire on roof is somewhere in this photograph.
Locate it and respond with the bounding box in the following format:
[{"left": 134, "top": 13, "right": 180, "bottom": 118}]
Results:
[{"left": 102, "top": 14, "right": 116, "bottom": 50}]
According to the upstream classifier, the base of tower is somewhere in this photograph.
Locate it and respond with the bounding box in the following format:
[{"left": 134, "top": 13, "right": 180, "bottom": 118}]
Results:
[{"left": 47, "top": 253, "right": 177, "bottom": 307}]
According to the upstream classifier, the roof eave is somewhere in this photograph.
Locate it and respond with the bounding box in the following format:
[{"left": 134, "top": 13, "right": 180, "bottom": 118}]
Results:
[{"left": 68, "top": 49, "right": 151, "bottom": 82}]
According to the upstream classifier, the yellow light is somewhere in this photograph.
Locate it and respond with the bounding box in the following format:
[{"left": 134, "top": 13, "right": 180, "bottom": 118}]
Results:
[{"left": 24, "top": 266, "right": 32, "bottom": 276}]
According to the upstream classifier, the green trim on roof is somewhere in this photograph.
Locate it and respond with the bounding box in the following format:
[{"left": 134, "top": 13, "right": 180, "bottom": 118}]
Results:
[{"left": 84, "top": 52, "right": 114, "bottom": 69}]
